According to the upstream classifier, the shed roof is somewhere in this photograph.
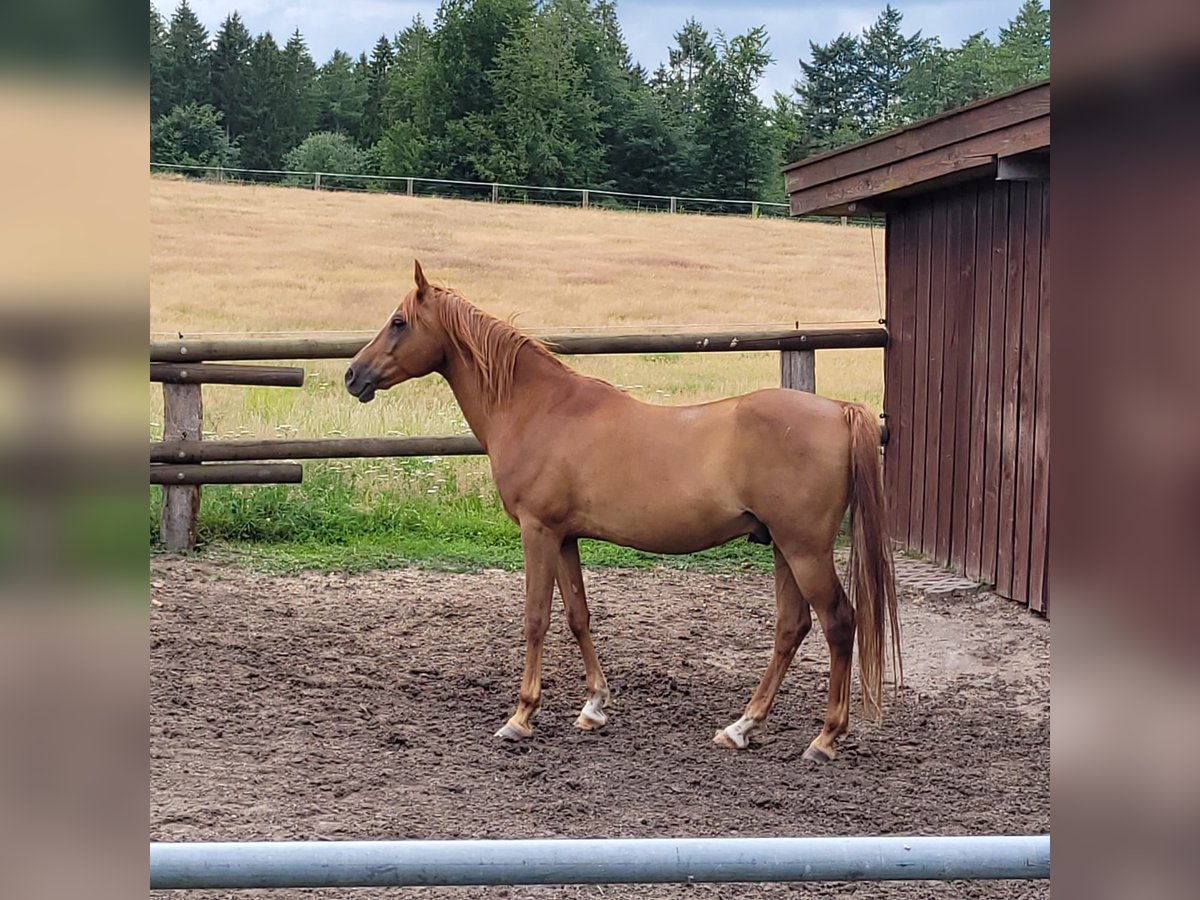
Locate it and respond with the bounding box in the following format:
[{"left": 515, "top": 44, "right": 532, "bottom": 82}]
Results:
[{"left": 785, "top": 80, "right": 1049, "bottom": 216}]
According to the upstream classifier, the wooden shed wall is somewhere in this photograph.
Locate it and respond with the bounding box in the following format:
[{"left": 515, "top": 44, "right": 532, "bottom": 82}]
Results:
[{"left": 883, "top": 178, "right": 1049, "bottom": 612}]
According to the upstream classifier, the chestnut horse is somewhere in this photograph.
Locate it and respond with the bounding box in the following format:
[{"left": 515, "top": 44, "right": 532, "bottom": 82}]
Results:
[{"left": 345, "top": 262, "right": 901, "bottom": 762}]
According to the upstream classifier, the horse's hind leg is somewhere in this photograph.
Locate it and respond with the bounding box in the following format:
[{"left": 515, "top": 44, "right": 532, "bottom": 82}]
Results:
[
  {"left": 714, "top": 546, "right": 812, "bottom": 749},
  {"left": 794, "top": 556, "right": 855, "bottom": 763},
  {"left": 557, "top": 539, "right": 610, "bottom": 730}
]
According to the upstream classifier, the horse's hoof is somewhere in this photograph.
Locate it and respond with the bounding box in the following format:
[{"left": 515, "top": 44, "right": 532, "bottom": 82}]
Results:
[
  {"left": 575, "top": 694, "right": 608, "bottom": 730},
  {"left": 713, "top": 727, "right": 751, "bottom": 750},
  {"left": 494, "top": 720, "right": 532, "bottom": 741},
  {"left": 803, "top": 745, "right": 833, "bottom": 764},
  {"left": 713, "top": 717, "right": 756, "bottom": 749}
]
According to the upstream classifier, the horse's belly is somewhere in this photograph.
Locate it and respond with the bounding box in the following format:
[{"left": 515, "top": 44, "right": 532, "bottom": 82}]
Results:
[{"left": 571, "top": 499, "right": 755, "bottom": 555}]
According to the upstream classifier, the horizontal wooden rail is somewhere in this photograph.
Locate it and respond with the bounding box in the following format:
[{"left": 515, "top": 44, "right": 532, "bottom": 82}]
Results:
[
  {"left": 149, "top": 327, "right": 887, "bottom": 362},
  {"left": 152, "top": 436, "right": 483, "bottom": 464},
  {"left": 150, "top": 363, "right": 306, "bottom": 387},
  {"left": 150, "top": 463, "right": 303, "bottom": 485},
  {"left": 151, "top": 425, "right": 885, "bottom": 463}
]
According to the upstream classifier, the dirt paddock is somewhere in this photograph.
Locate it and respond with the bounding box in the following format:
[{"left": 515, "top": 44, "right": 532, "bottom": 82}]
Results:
[{"left": 150, "top": 559, "right": 1049, "bottom": 899}]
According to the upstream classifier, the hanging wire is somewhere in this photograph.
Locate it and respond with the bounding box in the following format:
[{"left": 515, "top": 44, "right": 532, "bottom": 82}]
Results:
[{"left": 869, "top": 217, "right": 885, "bottom": 325}]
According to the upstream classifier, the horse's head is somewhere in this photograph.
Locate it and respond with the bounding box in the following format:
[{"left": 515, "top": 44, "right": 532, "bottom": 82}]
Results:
[{"left": 344, "top": 260, "right": 447, "bottom": 403}]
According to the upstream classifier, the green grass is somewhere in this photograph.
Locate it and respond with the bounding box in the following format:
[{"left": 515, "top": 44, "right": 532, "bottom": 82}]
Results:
[{"left": 151, "top": 462, "right": 777, "bottom": 575}]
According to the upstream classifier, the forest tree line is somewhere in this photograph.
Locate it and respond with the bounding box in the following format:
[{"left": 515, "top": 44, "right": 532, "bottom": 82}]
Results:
[{"left": 150, "top": 0, "right": 1049, "bottom": 202}]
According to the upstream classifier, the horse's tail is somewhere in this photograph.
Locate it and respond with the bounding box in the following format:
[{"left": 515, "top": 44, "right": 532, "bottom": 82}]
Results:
[{"left": 841, "top": 402, "right": 902, "bottom": 721}]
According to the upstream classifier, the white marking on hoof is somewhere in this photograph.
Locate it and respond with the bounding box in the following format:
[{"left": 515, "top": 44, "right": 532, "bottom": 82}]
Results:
[
  {"left": 494, "top": 720, "right": 532, "bottom": 741},
  {"left": 714, "top": 716, "right": 759, "bottom": 749},
  {"left": 575, "top": 693, "right": 608, "bottom": 730}
]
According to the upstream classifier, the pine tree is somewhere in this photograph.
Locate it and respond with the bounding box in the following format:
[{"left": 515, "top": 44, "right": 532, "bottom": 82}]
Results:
[
  {"left": 164, "top": 1, "right": 211, "bottom": 109},
  {"left": 770, "top": 91, "right": 811, "bottom": 171},
  {"left": 385, "top": 16, "right": 434, "bottom": 125},
  {"left": 361, "top": 34, "right": 395, "bottom": 147},
  {"left": 209, "top": 13, "right": 253, "bottom": 140},
  {"left": 422, "top": 0, "right": 532, "bottom": 178},
  {"left": 694, "top": 27, "right": 774, "bottom": 200},
  {"left": 651, "top": 18, "right": 716, "bottom": 193},
  {"left": 239, "top": 32, "right": 285, "bottom": 169},
  {"left": 859, "top": 4, "right": 925, "bottom": 132},
  {"left": 150, "top": 6, "right": 170, "bottom": 120},
  {"left": 606, "top": 87, "right": 686, "bottom": 196},
  {"left": 279, "top": 30, "right": 319, "bottom": 154},
  {"left": 996, "top": 0, "right": 1050, "bottom": 88},
  {"left": 944, "top": 33, "right": 1002, "bottom": 108},
  {"left": 316, "top": 50, "right": 368, "bottom": 137},
  {"left": 479, "top": 0, "right": 604, "bottom": 185},
  {"left": 796, "top": 34, "right": 867, "bottom": 152}
]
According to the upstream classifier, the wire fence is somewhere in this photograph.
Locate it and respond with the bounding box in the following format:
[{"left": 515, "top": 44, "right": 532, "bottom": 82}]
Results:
[{"left": 150, "top": 162, "right": 871, "bottom": 226}]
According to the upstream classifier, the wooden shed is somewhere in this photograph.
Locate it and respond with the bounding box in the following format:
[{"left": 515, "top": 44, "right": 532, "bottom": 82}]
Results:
[{"left": 785, "top": 81, "right": 1050, "bottom": 613}]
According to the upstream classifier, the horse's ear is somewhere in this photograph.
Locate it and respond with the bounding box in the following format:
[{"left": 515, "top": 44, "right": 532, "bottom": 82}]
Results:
[{"left": 414, "top": 259, "right": 430, "bottom": 300}]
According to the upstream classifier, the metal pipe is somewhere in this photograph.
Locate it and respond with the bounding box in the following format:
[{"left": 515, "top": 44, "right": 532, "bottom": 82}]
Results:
[{"left": 150, "top": 835, "right": 1049, "bottom": 889}]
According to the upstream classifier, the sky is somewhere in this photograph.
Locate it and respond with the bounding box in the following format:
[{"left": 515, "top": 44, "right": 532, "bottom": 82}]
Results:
[{"left": 161, "top": 0, "right": 1026, "bottom": 99}]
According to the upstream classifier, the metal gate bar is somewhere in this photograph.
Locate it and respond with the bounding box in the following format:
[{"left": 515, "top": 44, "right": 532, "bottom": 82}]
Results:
[{"left": 151, "top": 835, "right": 1050, "bottom": 889}]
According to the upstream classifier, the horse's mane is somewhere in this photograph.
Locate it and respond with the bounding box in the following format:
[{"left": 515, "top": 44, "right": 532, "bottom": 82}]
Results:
[{"left": 409, "top": 285, "right": 567, "bottom": 407}]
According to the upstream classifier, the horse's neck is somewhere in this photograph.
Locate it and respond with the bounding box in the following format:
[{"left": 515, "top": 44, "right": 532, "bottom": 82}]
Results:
[{"left": 439, "top": 342, "right": 571, "bottom": 451}]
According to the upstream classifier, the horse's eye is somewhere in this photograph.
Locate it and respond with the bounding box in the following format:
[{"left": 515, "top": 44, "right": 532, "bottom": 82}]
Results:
[{"left": 391, "top": 318, "right": 406, "bottom": 330}]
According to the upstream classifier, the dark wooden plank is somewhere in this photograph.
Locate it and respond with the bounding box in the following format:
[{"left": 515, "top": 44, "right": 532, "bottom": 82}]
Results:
[
  {"left": 883, "top": 210, "right": 903, "bottom": 527},
  {"left": 907, "top": 202, "right": 934, "bottom": 548},
  {"left": 151, "top": 463, "right": 303, "bottom": 485},
  {"left": 922, "top": 197, "right": 950, "bottom": 556},
  {"left": 935, "top": 188, "right": 965, "bottom": 564},
  {"left": 784, "top": 82, "right": 1050, "bottom": 183},
  {"left": 896, "top": 208, "right": 920, "bottom": 549},
  {"left": 787, "top": 117, "right": 1051, "bottom": 215},
  {"left": 1013, "top": 183, "right": 1045, "bottom": 606},
  {"left": 949, "top": 184, "right": 979, "bottom": 570},
  {"left": 151, "top": 435, "right": 485, "bottom": 463},
  {"left": 964, "top": 184, "right": 995, "bottom": 579},
  {"left": 996, "top": 181, "right": 1028, "bottom": 599},
  {"left": 980, "top": 185, "right": 1011, "bottom": 586},
  {"left": 151, "top": 363, "right": 306, "bottom": 387},
  {"left": 1028, "top": 189, "right": 1051, "bottom": 613}
]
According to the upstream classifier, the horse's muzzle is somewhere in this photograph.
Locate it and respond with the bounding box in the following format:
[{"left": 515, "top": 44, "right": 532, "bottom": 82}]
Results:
[{"left": 344, "top": 364, "right": 377, "bottom": 403}]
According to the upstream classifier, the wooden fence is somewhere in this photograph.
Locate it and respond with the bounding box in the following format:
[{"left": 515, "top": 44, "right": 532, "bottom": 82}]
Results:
[{"left": 150, "top": 326, "right": 887, "bottom": 550}]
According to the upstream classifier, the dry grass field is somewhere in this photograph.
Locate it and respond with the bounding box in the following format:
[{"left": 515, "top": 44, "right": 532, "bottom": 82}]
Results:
[{"left": 151, "top": 176, "right": 884, "bottom": 508}]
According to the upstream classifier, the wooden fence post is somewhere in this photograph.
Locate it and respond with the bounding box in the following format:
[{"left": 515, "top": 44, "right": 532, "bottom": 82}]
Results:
[
  {"left": 406, "top": 177, "right": 414, "bottom": 196},
  {"left": 313, "top": 173, "right": 321, "bottom": 191},
  {"left": 581, "top": 189, "right": 589, "bottom": 209},
  {"left": 159, "top": 383, "right": 203, "bottom": 551},
  {"left": 780, "top": 349, "right": 815, "bottom": 393},
  {"left": 491, "top": 183, "right": 499, "bottom": 202}
]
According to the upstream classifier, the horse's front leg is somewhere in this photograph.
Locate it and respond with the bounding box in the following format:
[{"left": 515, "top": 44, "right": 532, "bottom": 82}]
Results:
[
  {"left": 495, "top": 521, "right": 559, "bottom": 740},
  {"left": 557, "top": 538, "right": 610, "bottom": 730}
]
